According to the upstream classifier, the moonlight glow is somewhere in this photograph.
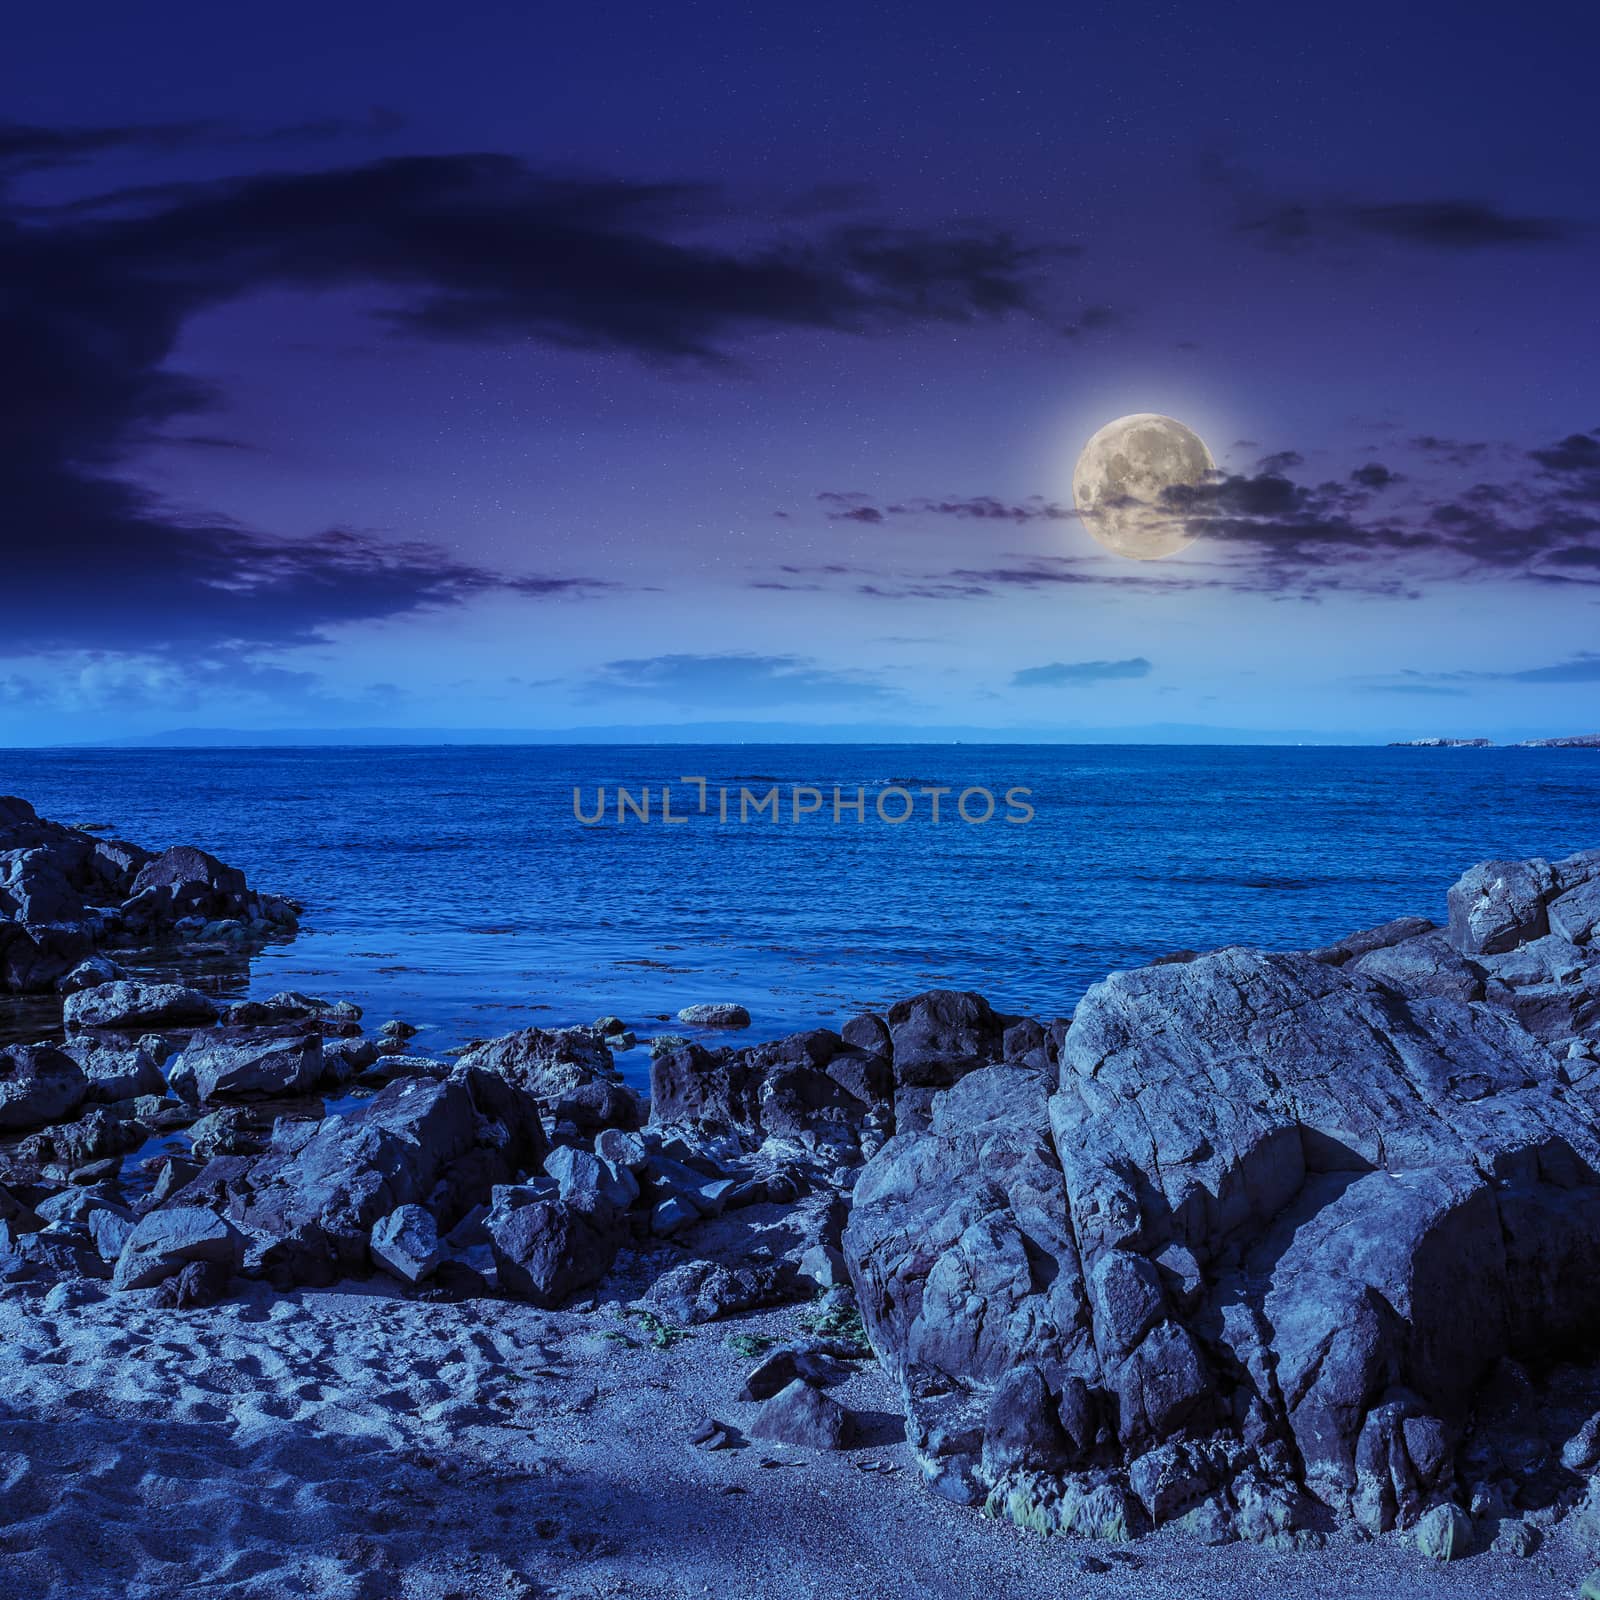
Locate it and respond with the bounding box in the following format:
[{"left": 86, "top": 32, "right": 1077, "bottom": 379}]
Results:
[{"left": 1072, "top": 413, "right": 1215, "bottom": 560}]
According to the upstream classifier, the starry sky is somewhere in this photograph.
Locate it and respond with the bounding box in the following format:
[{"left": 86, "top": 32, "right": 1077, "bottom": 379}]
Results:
[{"left": 3, "top": 0, "right": 1599, "bottom": 744}]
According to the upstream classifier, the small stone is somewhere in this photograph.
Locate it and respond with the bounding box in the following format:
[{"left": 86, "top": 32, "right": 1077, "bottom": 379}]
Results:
[
  {"left": 57, "top": 955, "right": 124, "bottom": 994},
  {"left": 594, "top": 1127, "right": 649, "bottom": 1171},
  {"left": 1491, "top": 1519, "right": 1539, "bottom": 1558},
  {"left": 1563, "top": 1411, "right": 1600, "bottom": 1472},
  {"left": 676, "top": 1003, "right": 751, "bottom": 1029},
  {"left": 749, "top": 1378, "right": 854, "bottom": 1450},
  {"left": 153, "top": 1257, "right": 232, "bottom": 1309},
  {"left": 543, "top": 1145, "right": 639, "bottom": 1211},
  {"left": 64, "top": 981, "right": 220, "bottom": 1032},
  {"left": 370, "top": 1204, "right": 444, "bottom": 1285},
  {"left": 798, "top": 1243, "right": 849, "bottom": 1289},
  {"left": 689, "top": 1418, "right": 736, "bottom": 1451},
  {"left": 1415, "top": 1503, "right": 1471, "bottom": 1561},
  {"left": 651, "top": 1196, "right": 699, "bottom": 1235},
  {"left": 42, "top": 1280, "right": 104, "bottom": 1313}
]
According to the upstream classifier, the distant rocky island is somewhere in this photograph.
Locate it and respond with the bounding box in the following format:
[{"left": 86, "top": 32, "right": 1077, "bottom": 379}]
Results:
[
  {"left": 1389, "top": 733, "right": 1600, "bottom": 748},
  {"left": 1389, "top": 737, "right": 1496, "bottom": 748}
]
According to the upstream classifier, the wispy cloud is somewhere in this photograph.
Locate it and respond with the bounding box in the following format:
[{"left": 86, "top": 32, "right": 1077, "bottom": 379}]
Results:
[
  {"left": 1362, "top": 652, "right": 1600, "bottom": 692},
  {"left": 1012, "top": 657, "right": 1152, "bottom": 687},
  {"left": 583, "top": 652, "right": 898, "bottom": 708}
]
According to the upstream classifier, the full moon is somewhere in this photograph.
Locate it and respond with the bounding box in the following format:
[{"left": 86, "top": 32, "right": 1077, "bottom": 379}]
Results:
[{"left": 1072, "top": 413, "right": 1215, "bottom": 560}]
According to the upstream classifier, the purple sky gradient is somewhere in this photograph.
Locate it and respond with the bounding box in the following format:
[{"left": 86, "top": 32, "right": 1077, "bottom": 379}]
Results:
[{"left": 2, "top": 1, "right": 1598, "bottom": 742}]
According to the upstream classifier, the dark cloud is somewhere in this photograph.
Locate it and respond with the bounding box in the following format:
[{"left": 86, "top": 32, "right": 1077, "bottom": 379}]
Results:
[
  {"left": 1206, "top": 159, "right": 1582, "bottom": 255},
  {"left": 0, "top": 120, "right": 219, "bottom": 176},
  {"left": 1545, "top": 547, "right": 1600, "bottom": 571},
  {"left": 1410, "top": 435, "right": 1493, "bottom": 466},
  {"left": 1344, "top": 201, "right": 1576, "bottom": 249},
  {"left": 1239, "top": 196, "right": 1578, "bottom": 253},
  {"left": 1011, "top": 657, "right": 1152, "bottom": 687},
  {"left": 819, "top": 492, "right": 1074, "bottom": 526},
  {"left": 583, "top": 653, "right": 897, "bottom": 707},
  {"left": 839, "top": 558, "right": 1216, "bottom": 601},
  {"left": 1531, "top": 431, "right": 1600, "bottom": 474},
  {"left": 1351, "top": 463, "right": 1399, "bottom": 489},
  {"left": 1, "top": 142, "right": 1055, "bottom": 661},
  {"left": 1258, "top": 450, "right": 1304, "bottom": 474},
  {"left": 855, "top": 579, "right": 994, "bottom": 600},
  {"left": 0, "top": 112, "right": 403, "bottom": 180}
]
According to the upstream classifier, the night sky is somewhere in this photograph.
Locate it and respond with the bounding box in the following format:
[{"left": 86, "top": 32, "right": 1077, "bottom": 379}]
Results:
[{"left": 3, "top": 1, "right": 1598, "bottom": 743}]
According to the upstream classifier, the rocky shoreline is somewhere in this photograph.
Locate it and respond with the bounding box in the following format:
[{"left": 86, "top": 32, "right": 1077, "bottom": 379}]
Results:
[
  {"left": 5, "top": 794, "right": 1600, "bottom": 1596},
  {"left": 0, "top": 795, "right": 299, "bottom": 996}
]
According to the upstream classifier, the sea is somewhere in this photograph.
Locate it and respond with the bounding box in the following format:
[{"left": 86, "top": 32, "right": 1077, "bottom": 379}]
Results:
[{"left": 4, "top": 745, "right": 1599, "bottom": 1085}]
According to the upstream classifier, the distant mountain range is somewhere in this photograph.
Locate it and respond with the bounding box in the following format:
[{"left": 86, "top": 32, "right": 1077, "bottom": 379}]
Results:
[
  {"left": 57, "top": 720, "right": 1379, "bottom": 748},
  {"left": 20, "top": 723, "right": 1599, "bottom": 750}
]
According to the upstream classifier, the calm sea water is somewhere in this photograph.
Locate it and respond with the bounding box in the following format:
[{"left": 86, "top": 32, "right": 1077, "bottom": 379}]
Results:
[{"left": 3, "top": 746, "right": 1599, "bottom": 1080}]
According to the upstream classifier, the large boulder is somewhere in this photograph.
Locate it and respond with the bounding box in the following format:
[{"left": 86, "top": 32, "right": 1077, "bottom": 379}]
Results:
[
  {"left": 59, "top": 1036, "right": 168, "bottom": 1103},
  {"left": 885, "top": 989, "right": 1008, "bottom": 1087},
  {"left": 456, "top": 1025, "right": 641, "bottom": 1133},
  {"left": 1447, "top": 858, "right": 1557, "bottom": 955},
  {"left": 649, "top": 1042, "right": 763, "bottom": 1133},
  {"left": 0, "top": 921, "right": 96, "bottom": 993},
  {"left": 486, "top": 1192, "right": 624, "bottom": 1307},
  {"left": 1351, "top": 931, "right": 1484, "bottom": 1003},
  {"left": 63, "top": 981, "right": 219, "bottom": 1032},
  {"left": 0, "top": 848, "right": 86, "bottom": 924},
  {"left": 1551, "top": 878, "right": 1600, "bottom": 945},
  {"left": 648, "top": 1028, "right": 893, "bottom": 1153},
  {"left": 0, "top": 1044, "right": 89, "bottom": 1131},
  {"left": 1476, "top": 935, "right": 1600, "bottom": 1045},
  {"left": 112, "top": 1206, "right": 244, "bottom": 1291},
  {"left": 130, "top": 845, "right": 248, "bottom": 901},
  {"left": 845, "top": 943, "right": 1600, "bottom": 1539},
  {"left": 167, "top": 1027, "right": 324, "bottom": 1102}
]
